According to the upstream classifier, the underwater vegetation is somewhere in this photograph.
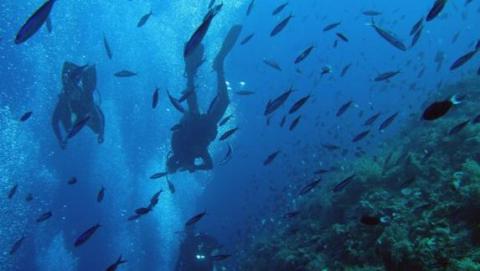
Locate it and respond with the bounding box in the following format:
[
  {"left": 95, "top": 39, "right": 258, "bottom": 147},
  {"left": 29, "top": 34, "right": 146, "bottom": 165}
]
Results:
[{"left": 239, "top": 77, "right": 480, "bottom": 270}]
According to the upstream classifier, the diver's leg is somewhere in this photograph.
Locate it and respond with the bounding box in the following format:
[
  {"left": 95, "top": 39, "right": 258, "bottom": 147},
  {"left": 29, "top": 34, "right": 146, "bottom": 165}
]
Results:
[
  {"left": 82, "top": 65, "right": 97, "bottom": 97},
  {"left": 87, "top": 105, "right": 105, "bottom": 143},
  {"left": 52, "top": 95, "right": 71, "bottom": 149},
  {"left": 208, "top": 25, "right": 242, "bottom": 124},
  {"left": 184, "top": 45, "right": 205, "bottom": 115}
]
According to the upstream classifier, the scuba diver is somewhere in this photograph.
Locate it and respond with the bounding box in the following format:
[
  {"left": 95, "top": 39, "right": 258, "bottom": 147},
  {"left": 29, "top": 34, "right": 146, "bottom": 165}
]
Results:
[
  {"left": 51, "top": 61, "right": 105, "bottom": 149},
  {"left": 175, "top": 227, "right": 221, "bottom": 271},
  {"left": 167, "top": 25, "right": 242, "bottom": 173}
]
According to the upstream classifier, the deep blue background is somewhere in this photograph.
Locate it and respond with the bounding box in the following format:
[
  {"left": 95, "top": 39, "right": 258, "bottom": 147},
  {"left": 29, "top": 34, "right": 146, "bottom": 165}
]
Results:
[{"left": 0, "top": 0, "right": 479, "bottom": 270}]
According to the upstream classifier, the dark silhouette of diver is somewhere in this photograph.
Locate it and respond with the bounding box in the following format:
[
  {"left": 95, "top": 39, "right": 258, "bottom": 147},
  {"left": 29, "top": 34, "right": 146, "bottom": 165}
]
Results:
[
  {"left": 51, "top": 62, "right": 105, "bottom": 149},
  {"left": 175, "top": 227, "right": 221, "bottom": 271},
  {"left": 167, "top": 25, "right": 242, "bottom": 173}
]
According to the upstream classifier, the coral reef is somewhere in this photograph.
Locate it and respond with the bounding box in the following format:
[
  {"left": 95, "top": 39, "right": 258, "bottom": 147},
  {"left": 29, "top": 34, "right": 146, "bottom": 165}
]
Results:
[{"left": 240, "top": 77, "right": 480, "bottom": 270}]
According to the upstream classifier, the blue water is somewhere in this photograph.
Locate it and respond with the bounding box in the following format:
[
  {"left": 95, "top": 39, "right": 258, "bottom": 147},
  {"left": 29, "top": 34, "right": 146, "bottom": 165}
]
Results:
[{"left": 1, "top": 0, "right": 479, "bottom": 270}]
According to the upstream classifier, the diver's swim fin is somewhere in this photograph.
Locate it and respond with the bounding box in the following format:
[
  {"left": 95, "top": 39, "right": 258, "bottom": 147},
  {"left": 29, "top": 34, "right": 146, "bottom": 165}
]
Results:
[{"left": 213, "top": 25, "right": 242, "bottom": 71}]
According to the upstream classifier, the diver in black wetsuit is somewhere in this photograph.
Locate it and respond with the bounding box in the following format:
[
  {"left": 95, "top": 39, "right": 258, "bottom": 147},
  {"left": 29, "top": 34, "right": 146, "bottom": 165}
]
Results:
[
  {"left": 51, "top": 61, "right": 105, "bottom": 149},
  {"left": 175, "top": 228, "right": 221, "bottom": 271},
  {"left": 167, "top": 25, "right": 242, "bottom": 173}
]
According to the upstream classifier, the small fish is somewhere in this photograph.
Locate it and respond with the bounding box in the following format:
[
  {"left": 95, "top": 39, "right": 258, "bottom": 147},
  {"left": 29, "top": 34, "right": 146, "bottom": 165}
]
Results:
[
  {"left": 450, "top": 46, "right": 479, "bottom": 70},
  {"left": 284, "top": 210, "right": 301, "bottom": 218},
  {"left": 411, "top": 26, "right": 423, "bottom": 47},
  {"left": 219, "top": 127, "right": 239, "bottom": 141},
  {"left": 137, "top": 10, "right": 153, "bottom": 28},
  {"left": 20, "top": 111, "right": 33, "bottom": 122},
  {"left": 426, "top": 0, "right": 448, "bottom": 22},
  {"left": 336, "top": 32, "right": 349, "bottom": 42},
  {"left": 336, "top": 100, "right": 353, "bottom": 117},
  {"left": 67, "top": 177, "right": 77, "bottom": 185},
  {"left": 219, "top": 114, "right": 232, "bottom": 127},
  {"left": 270, "top": 14, "right": 293, "bottom": 37},
  {"left": 184, "top": 4, "right": 223, "bottom": 58},
  {"left": 322, "top": 143, "right": 340, "bottom": 151},
  {"left": 360, "top": 215, "right": 381, "bottom": 226},
  {"left": 25, "top": 193, "right": 33, "bottom": 202},
  {"left": 332, "top": 174, "right": 356, "bottom": 192},
  {"left": 178, "top": 91, "right": 194, "bottom": 103},
  {"left": 9, "top": 236, "right": 25, "bottom": 255},
  {"left": 379, "top": 112, "right": 399, "bottom": 130},
  {"left": 235, "top": 91, "right": 255, "bottom": 96},
  {"left": 263, "top": 59, "right": 282, "bottom": 71},
  {"left": 370, "top": 19, "right": 407, "bottom": 51},
  {"left": 36, "top": 211, "right": 52, "bottom": 223},
  {"left": 150, "top": 172, "right": 168, "bottom": 179},
  {"left": 150, "top": 190, "right": 164, "bottom": 208},
  {"left": 127, "top": 214, "right": 142, "bottom": 221},
  {"left": 294, "top": 46, "right": 314, "bottom": 64},
  {"left": 375, "top": 71, "right": 400, "bottom": 81},
  {"left": 410, "top": 17, "right": 424, "bottom": 36},
  {"left": 207, "top": 95, "right": 219, "bottom": 115},
  {"left": 45, "top": 17, "right": 52, "bottom": 33},
  {"left": 298, "top": 179, "right": 322, "bottom": 196},
  {"left": 185, "top": 211, "right": 207, "bottom": 227},
  {"left": 212, "top": 254, "right": 232, "bottom": 261},
  {"left": 167, "top": 91, "right": 185, "bottom": 113},
  {"left": 152, "top": 88, "right": 159, "bottom": 109},
  {"left": 97, "top": 186, "right": 105, "bottom": 203},
  {"left": 240, "top": 33, "right": 254, "bottom": 45},
  {"left": 246, "top": 0, "right": 255, "bottom": 16},
  {"left": 67, "top": 115, "right": 91, "bottom": 139},
  {"left": 288, "top": 95, "right": 310, "bottom": 114},
  {"left": 263, "top": 150, "right": 280, "bottom": 166},
  {"left": 314, "top": 169, "right": 330, "bottom": 175},
  {"left": 279, "top": 115, "right": 286, "bottom": 127},
  {"left": 8, "top": 184, "right": 18, "bottom": 199},
  {"left": 15, "top": 0, "right": 57, "bottom": 44},
  {"left": 106, "top": 255, "right": 127, "bottom": 271},
  {"left": 323, "top": 22, "right": 341, "bottom": 32},
  {"left": 135, "top": 207, "right": 151, "bottom": 215},
  {"left": 448, "top": 120, "right": 469, "bottom": 135},
  {"left": 74, "top": 224, "right": 101, "bottom": 247},
  {"left": 333, "top": 40, "right": 338, "bottom": 48},
  {"left": 114, "top": 70, "right": 137, "bottom": 77},
  {"left": 364, "top": 112, "right": 381, "bottom": 126},
  {"left": 473, "top": 114, "right": 480, "bottom": 124},
  {"left": 167, "top": 179, "right": 176, "bottom": 194},
  {"left": 362, "top": 10, "right": 382, "bottom": 16},
  {"left": 451, "top": 32, "right": 461, "bottom": 44},
  {"left": 422, "top": 95, "right": 460, "bottom": 120},
  {"left": 264, "top": 87, "right": 293, "bottom": 115},
  {"left": 401, "top": 175, "right": 416, "bottom": 187},
  {"left": 219, "top": 144, "right": 233, "bottom": 166},
  {"left": 103, "top": 34, "right": 113, "bottom": 60},
  {"left": 289, "top": 116, "right": 301, "bottom": 131},
  {"left": 340, "top": 64, "right": 352, "bottom": 77},
  {"left": 352, "top": 130, "right": 370, "bottom": 142},
  {"left": 272, "top": 2, "right": 288, "bottom": 15}
]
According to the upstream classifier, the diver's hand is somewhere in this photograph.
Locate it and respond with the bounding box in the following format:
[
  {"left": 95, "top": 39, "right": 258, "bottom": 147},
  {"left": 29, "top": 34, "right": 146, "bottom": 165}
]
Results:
[{"left": 97, "top": 135, "right": 104, "bottom": 144}]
